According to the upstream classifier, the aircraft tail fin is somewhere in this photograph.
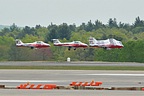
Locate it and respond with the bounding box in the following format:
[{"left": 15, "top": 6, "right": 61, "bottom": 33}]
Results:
[
  {"left": 52, "top": 39, "right": 61, "bottom": 44},
  {"left": 89, "top": 37, "right": 98, "bottom": 45},
  {"left": 15, "top": 39, "right": 24, "bottom": 46}
]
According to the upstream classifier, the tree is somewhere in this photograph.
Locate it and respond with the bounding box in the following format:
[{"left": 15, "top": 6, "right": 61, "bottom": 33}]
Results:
[
  {"left": 94, "top": 20, "right": 104, "bottom": 30},
  {"left": 108, "top": 18, "right": 118, "bottom": 28},
  {"left": 133, "top": 16, "right": 144, "bottom": 27},
  {"left": 58, "top": 23, "right": 71, "bottom": 40},
  {"left": 10, "top": 23, "right": 19, "bottom": 32},
  {"left": 45, "top": 24, "right": 58, "bottom": 41},
  {"left": 85, "top": 20, "right": 94, "bottom": 31},
  {"left": 78, "top": 23, "right": 86, "bottom": 31}
]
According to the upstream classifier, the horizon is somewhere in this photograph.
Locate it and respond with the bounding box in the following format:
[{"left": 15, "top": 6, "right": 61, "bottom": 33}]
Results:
[
  {"left": 0, "top": 17, "right": 141, "bottom": 28},
  {"left": 0, "top": 0, "right": 144, "bottom": 27}
]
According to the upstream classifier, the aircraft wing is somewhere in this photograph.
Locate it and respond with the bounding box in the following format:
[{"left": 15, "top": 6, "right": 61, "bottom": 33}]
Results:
[
  {"left": 24, "top": 44, "right": 35, "bottom": 49},
  {"left": 62, "top": 44, "right": 73, "bottom": 47}
]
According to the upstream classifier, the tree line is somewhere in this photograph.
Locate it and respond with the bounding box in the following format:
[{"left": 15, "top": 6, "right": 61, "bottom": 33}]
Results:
[{"left": 0, "top": 16, "right": 144, "bottom": 62}]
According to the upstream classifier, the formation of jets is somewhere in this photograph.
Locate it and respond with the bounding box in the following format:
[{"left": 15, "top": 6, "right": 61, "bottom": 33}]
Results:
[{"left": 16, "top": 37, "right": 124, "bottom": 50}]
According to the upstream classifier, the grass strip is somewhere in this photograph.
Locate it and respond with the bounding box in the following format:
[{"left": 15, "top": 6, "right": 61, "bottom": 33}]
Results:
[{"left": 0, "top": 66, "right": 144, "bottom": 70}]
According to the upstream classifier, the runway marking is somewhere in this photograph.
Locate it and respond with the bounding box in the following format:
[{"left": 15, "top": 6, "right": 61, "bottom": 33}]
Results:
[
  {"left": 81, "top": 74, "right": 144, "bottom": 76},
  {"left": 0, "top": 80, "right": 61, "bottom": 82}
]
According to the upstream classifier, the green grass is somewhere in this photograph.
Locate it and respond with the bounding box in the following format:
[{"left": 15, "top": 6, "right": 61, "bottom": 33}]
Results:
[{"left": 0, "top": 66, "right": 144, "bottom": 70}]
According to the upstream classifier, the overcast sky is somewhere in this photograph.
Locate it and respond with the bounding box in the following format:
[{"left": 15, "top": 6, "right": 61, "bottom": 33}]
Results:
[{"left": 0, "top": 0, "right": 144, "bottom": 27}]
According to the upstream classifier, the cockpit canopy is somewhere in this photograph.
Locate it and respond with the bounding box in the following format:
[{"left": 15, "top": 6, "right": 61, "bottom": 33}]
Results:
[
  {"left": 73, "top": 41, "right": 82, "bottom": 44},
  {"left": 35, "top": 41, "right": 44, "bottom": 44}
]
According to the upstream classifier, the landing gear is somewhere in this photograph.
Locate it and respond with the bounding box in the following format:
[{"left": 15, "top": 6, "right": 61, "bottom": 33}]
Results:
[
  {"left": 103, "top": 47, "right": 107, "bottom": 50},
  {"left": 68, "top": 47, "right": 71, "bottom": 51},
  {"left": 31, "top": 47, "right": 34, "bottom": 49}
]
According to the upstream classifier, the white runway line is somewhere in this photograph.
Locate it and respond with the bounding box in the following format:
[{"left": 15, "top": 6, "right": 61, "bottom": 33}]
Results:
[
  {"left": 0, "top": 80, "right": 61, "bottom": 82},
  {"left": 80, "top": 74, "right": 144, "bottom": 76}
]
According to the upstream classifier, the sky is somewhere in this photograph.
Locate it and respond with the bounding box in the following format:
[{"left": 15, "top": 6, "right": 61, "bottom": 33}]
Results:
[{"left": 0, "top": 0, "right": 144, "bottom": 27}]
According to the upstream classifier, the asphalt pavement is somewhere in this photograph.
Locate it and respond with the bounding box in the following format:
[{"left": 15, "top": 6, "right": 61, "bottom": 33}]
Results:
[{"left": 0, "top": 61, "right": 144, "bottom": 96}]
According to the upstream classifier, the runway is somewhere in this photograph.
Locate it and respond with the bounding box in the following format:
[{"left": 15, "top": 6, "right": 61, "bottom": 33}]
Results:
[
  {"left": 1, "top": 89, "right": 144, "bottom": 96},
  {"left": 0, "top": 62, "right": 144, "bottom": 96},
  {"left": 0, "top": 61, "right": 144, "bottom": 66}
]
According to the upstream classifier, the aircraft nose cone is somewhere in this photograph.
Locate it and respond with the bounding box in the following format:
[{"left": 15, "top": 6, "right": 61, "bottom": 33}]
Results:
[
  {"left": 85, "top": 44, "right": 88, "bottom": 47},
  {"left": 47, "top": 44, "right": 50, "bottom": 46},
  {"left": 44, "top": 43, "right": 50, "bottom": 47}
]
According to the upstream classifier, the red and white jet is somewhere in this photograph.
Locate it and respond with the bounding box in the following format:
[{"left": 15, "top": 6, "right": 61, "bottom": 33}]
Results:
[
  {"left": 16, "top": 39, "right": 50, "bottom": 49},
  {"left": 89, "top": 37, "right": 124, "bottom": 50},
  {"left": 52, "top": 39, "right": 88, "bottom": 50}
]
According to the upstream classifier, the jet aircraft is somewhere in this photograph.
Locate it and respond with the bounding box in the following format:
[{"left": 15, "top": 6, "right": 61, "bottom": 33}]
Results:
[
  {"left": 89, "top": 37, "right": 124, "bottom": 50},
  {"left": 52, "top": 39, "right": 88, "bottom": 50},
  {"left": 15, "top": 39, "right": 50, "bottom": 49}
]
